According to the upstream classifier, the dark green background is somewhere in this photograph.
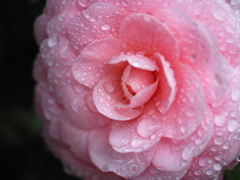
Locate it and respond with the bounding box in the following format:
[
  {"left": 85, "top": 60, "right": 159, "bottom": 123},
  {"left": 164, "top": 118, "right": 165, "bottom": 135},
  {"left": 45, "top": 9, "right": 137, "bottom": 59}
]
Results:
[{"left": 0, "top": 0, "right": 239, "bottom": 179}]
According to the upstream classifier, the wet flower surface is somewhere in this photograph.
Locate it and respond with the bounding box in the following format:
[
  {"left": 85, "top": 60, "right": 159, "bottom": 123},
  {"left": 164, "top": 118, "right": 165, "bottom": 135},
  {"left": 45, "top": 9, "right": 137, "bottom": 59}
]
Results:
[{"left": 34, "top": 0, "right": 240, "bottom": 179}]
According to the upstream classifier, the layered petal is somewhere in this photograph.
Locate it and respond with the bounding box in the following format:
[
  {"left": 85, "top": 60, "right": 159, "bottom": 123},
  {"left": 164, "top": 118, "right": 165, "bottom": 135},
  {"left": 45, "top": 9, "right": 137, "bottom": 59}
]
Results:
[
  {"left": 89, "top": 126, "right": 155, "bottom": 179},
  {"left": 152, "top": 109, "right": 213, "bottom": 171},
  {"left": 119, "top": 13, "right": 179, "bottom": 62},
  {"left": 72, "top": 38, "right": 125, "bottom": 88},
  {"left": 93, "top": 75, "right": 142, "bottom": 121},
  {"left": 163, "top": 62, "right": 205, "bottom": 139},
  {"left": 109, "top": 103, "right": 164, "bottom": 153},
  {"left": 154, "top": 54, "right": 176, "bottom": 113},
  {"left": 68, "top": 3, "right": 126, "bottom": 52},
  {"left": 154, "top": 8, "right": 230, "bottom": 102}
]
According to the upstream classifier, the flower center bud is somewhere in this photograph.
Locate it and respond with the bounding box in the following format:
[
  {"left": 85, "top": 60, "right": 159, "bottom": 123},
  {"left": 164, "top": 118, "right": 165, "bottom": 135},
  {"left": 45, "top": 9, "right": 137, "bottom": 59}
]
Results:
[{"left": 126, "top": 67, "right": 155, "bottom": 95}]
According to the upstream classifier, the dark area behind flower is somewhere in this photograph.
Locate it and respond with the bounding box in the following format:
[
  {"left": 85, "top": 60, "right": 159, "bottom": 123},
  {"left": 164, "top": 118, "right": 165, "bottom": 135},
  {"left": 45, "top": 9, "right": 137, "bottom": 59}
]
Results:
[{"left": 0, "top": 0, "right": 239, "bottom": 179}]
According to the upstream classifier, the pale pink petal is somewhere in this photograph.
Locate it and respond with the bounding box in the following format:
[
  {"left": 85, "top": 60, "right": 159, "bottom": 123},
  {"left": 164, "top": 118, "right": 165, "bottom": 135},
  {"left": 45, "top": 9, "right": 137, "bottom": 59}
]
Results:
[
  {"left": 154, "top": 8, "right": 230, "bottom": 102},
  {"left": 43, "top": 0, "right": 72, "bottom": 16},
  {"left": 58, "top": 120, "right": 91, "bottom": 164},
  {"left": 93, "top": 76, "right": 142, "bottom": 121},
  {"left": 129, "top": 79, "right": 158, "bottom": 108},
  {"left": 152, "top": 110, "right": 213, "bottom": 171},
  {"left": 119, "top": 13, "right": 179, "bottom": 62},
  {"left": 193, "top": 0, "right": 240, "bottom": 66},
  {"left": 34, "top": 14, "right": 51, "bottom": 45},
  {"left": 46, "top": 5, "right": 79, "bottom": 38},
  {"left": 154, "top": 53, "right": 176, "bottom": 113},
  {"left": 186, "top": 67, "right": 240, "bottom": 178},
  {"left": 68, "top": 3, "right": 125, "bottom": 52},
  {"left": 33, "top": 54, "right": 48, "bottom": 82},
  {"left": 132, "top": 164, "right": 190, "bottom": 180},
  {"left": 89, "top": 126, "right": 155, "bottom": 178},
  {"left": 109, "top": 104, "right": 164, "bottom": 153},
  {"left": 119, "top": 65, "right": 159, "bottom": 108},
  {"left": 182, "top": 156, "right": 224, "bottom": 180},
  {"left": 47, "top": 65, "right": 111, "bottom": 130},
  {"left": 109, "top": 53, "right": 159, "bottom": 71},
  {"left": 63, "top": 83, "right": 111, "bottom": 129},
  {"left": 72, "top": 38, "right": 125, "bottom": 88},
  {"left": 163, "top": 62, "right": 205, "bottom": 139}
]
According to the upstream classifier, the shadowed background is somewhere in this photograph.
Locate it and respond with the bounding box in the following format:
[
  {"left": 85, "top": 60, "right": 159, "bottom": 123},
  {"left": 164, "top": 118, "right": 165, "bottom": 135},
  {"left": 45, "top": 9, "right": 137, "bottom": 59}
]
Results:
[{"left": 0, "top": 0, "right": 239, "bottom": 179}]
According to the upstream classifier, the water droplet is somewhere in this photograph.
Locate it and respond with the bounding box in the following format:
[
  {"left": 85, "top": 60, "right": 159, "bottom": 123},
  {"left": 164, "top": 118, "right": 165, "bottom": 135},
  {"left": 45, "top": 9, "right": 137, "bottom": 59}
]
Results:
[
  {"left": 214, "top": 114, "right": 227, "bottom": 127},
  {"left": 101, "top": 24, "right": 111, "bottom": 31},
  {"left": 206, "top": 169, "right": 213, "bottom": 175},
  {"left": 78, "top": 0, "right": 87, "bottom": 7},
  {"left": 186, "top": 108, "right": 196, "bottom": 117},
  {"left": 132, "top": 62, "right": 140, "bottom": 67},
  {"left": 104, "top": 83, "right": 115, "bottom": 93},
  {"left": 199, "top": 158, "right": 206, "bottom": 166},
  {"left": 194, "top": 170, "right": 201, "bottom": 175},
  {"left": 231, "top": 88, "right": 240, "bottom": 101},
  {"left": 211, "top": 8, "right": 227, "bottom": 21},
  {"left": 47, "top": 38, "right": 57, "bottom": 47},
  {"left": 214, "top": 136, "right": 224, "bottom": 145},
  {"left": 182, "top": 147, "right": 193, "bottom": 161},
  {"left": 213, "top": 163, "right": 222, "bottom": 171},
  {"left": 131, "top": 139, "right": 143, "bottom": 148},
  {"left": 223, "top": 142, "right": 230, "bottom": 149},
  {"left": 228, "top": 119, "right": 238, "bottom": 132},
  {"left": 180, "top": 124, "right": 188, "bottom": 133},
  {"left": 131, "top": 164, "right": 138, "bottom": 173},
  {"left": 137, "top": 119, "right": 159, "bottom": 139}
]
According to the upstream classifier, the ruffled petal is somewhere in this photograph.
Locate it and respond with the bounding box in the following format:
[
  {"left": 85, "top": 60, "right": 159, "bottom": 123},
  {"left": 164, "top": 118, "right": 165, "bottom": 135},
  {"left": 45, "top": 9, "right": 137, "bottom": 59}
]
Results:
[
  {"left": 131, "top": 164, "right": 189, "bottom": 180},
  {"left": 72, "top": 38, "right": 125, "bottom": 89},
  {"left": 119, "top": 13, "right": 179, "bottom": 62},
  {"left": 34, "top": 14, "right": 51, "bottom": 45},
  {"left": 163, "top": 62, "right": 206, "bottom": 139},
  {"left": 154, "top": 8, "right": 230, "bottom": 102},
  {"left": 109, "top": 53, "right": 159, "bottom": 71},
  {"left": 46, "top": 5, "right": 79, "bottom": 38},
  {"left": 68, "top": 3, "right": 125, "bottom": 52},
  {"left": 152, "top": 109, "right": 213, "bottom": 171},
  {"left": 109, "top": 103, "right": 164, "bottom": 153},
  {"left": 93, "top": 76, "right": 142, "bottom": 121},
  {"left": 89, "top": 126, "right": 155, "bottom": 179},
  {"left": 58, "top": 120, "right": 91, "bottom": 164},
  {"left": 154, "top": 54, "right": 176, "bottom": 113}
]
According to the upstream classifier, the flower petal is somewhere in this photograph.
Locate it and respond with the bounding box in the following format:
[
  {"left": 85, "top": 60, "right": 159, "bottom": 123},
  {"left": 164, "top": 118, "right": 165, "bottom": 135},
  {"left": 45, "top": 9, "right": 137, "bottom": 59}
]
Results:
[
  {"left": 163, "top": 62, "right": 205, "bottom": 139},
  {"left": 109, "top": 103, "right": 164, "bottom": 153},
  {"left": 154, "top": 8, "right": 230, "bottom": 102},
  {"left": 119, "top": 13, "right": 179, "bottom": 62},
  {"left": 89, "top": 126, "right": 155, "bottom": 178},
  {"left": 154, "top": 53, "right": 176, "bottom": 113},
  {"left": 72, "top": 38, "right": 125, "bottom": 89},
  {"left": 131, "top": 164, "right": 189, "bottom": 180},
  {"left": 109, "top": 53, "right": 159, "bottom": 71},
  {"left": 68, "top": 3, "right": 125, "bottom": 52},
  {"left": 152, "top": 109, "right": 213, "bottom": 171},
  {"left": 93, "top": 76, "right": 142, "bottom": 121}
]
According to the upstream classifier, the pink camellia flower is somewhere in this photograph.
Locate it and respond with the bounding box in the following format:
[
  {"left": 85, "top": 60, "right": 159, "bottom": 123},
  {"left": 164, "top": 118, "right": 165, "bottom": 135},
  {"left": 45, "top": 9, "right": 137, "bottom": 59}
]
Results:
[{"left": 33, "top": 0, "right": 240, "bottom": 179}]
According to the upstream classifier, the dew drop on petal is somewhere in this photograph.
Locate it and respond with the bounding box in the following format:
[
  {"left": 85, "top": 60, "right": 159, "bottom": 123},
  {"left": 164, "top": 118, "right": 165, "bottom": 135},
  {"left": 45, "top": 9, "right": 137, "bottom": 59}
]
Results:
[
  {"left": 231, "top": 87, "right": 240, "bottom": 101},
  {"left": 137, "top": 119, "right": 159, "bottom": 139},
  {"left": 101, "top": 24, "right": 111, "bottom": 31},
  {"left": 213, "top": 163, "right": 222, "bottom": 171},
  {"left": 186, "top": 108, "right": 196, "bottom": 117},
  {"left": 206, "top": 169, "right": 213, "bottom": 175},
  {"left": 130, "top": 164, "right": 138, "bottom": 173},
  {"left": 214, "top": 114, "right": 227, "bottom": 127},
  {"left": 227, "top": 119, "right": 238, "bottom": 132},
  {"left": 104, "top": 83, "right": 115, "bottom": 93}
]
